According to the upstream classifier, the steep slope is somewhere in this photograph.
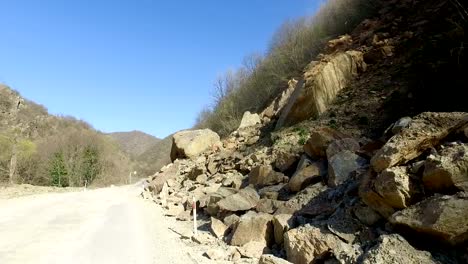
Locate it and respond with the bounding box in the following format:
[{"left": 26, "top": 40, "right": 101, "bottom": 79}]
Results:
[
  {"left": 0, "top": 85, "right": 132, "bottom": 187},
  {"left": 108, "top": 131, "right": 161, "bottom": 157},
  {"left": 142, "top": 0, "right": 468, "bottom": 263},
  {"left": 134, "top": 134, "right": 173, "bottom": 176}
]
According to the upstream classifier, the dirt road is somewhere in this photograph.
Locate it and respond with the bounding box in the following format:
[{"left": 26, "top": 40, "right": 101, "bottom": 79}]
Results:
[{"left": 0, "top": 185, "right": 196, "bottom": 264}]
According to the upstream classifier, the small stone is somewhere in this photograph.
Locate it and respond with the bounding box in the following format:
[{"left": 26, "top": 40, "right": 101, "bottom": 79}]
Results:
[
  {"left": 259, "top": 255, "right": 293, "bottom": 264},
  {"left": 204, "top": 248, "right": 226, "bottom": 261},
  {"left": 238, "top": 241, "right": 270, "bottom": 259}
]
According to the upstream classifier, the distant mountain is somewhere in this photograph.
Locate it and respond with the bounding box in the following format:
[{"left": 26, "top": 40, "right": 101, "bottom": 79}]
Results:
[
  {"left": 134, "top": 134, "right": 173, "bottom": 176},
  {"left": 108, "top": 131, "right": 161, "bottom": 158}
]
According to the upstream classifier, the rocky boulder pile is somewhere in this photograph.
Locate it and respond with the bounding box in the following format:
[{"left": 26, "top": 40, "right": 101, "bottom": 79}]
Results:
[{"left": 143, "top": 110, "right": 468, "bottom": 263}]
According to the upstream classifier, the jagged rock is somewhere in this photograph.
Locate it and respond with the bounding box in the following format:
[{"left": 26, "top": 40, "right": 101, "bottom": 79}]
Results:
[
  {"left": 204, "top": 248, "right": 226, "bottom": 261},
  {"left": 165, "top": 203, "right": 185, "bottom": 217},
  {"left": 328, "top": 151, "right": 367, "bottom": 187},
  {"left": 353, "top": 203, "right": 382, "bottom": 226},
  {"left": 327, "top": 207, "right": 363, "bottom": 243},
  {"left": 289, "top": 157, "right": 326, "bottom": 193},
  {"left": 262, "top": 79, "right": 297, "bottom": 120},
  {"left": 391, "top": 116, "right": 412, "bottom": 135},
  {"left": 170, "top": 129, "right": 221, "bottom": 161},
  {"left": 371, "top": 112, "right": 468, "bottom": 172},
  {"left": 274, "top": 151, "right": 299, "bottom": 172},
  {"left": 256, "top": 199, "right": 284, "bottom": 214},
  {"left": 259, "top": 255, "right": 293, "bottom": 264},
  {"left": 222, "top": 172, "right": 244, "bottom": 189},
  {"left": 423, "top": 143, "right": 468, "bottom": 192},
  {"left": 187, "top": 165, "right": 206, "bottom": 180},
  {"left": 284, "top": 226, "right": 343, "bottom": 264},
  {"left": 304, "top": 127, "right": 349, "bottom": 158},
  {"left": 276, "top": 183, "right": 328, "bottom": 215},
  {"left": 148, "top": 162, "right": 180, "bottom": 194},
  {"left": 238, "top": 111, "right": 261, "bottom": 129},
  {"left": 361, "top": 234, "right": 439, "bottom": 264},
  {"left": 326, "top": 138, "right": 360, "bottom": 160},
  {"left": 273, "top": 214, "right": 294, "bottom": 245},
  {"left": 230, "top": 250, "right": 242, "bottom": 262},
  {"left": 224, "top": 214, "right": 240, "bottom": 228},
  {"left": 230, "top": 212, "right": 274, "bottom": 247},
  {"left": 176, "top": 210, "right": 191, "bottom": 221},
  {"left": 195, "top": 174, "right": 208, "bottom": 184},
  {"left": 390, "top": 192, "right": 468, "bottom": 245},
  {"left": 238, "top": 241, "right": 270, "bottom": 259},
  {"left": 360, "top": 171, "right": 397, "bottom": 218},
  {"left": 203, "top": 187, "right": 237, "bottom": 215},
  {"left": 258, "top": 184, "right": 286, "bottom": 200},
  {"left": 249, "top": 165, "right": 287, "bottom": 187},
  {"left": 276, "top": 51, "right": 366, "bottom": 127},
  {"left": 374, "top": 166, "right": 422, "bottom": 209},
  {"left": 217, "top": 187, "right": 260, "bottom": 212},
  {"left": 210, "top": 217, "right": 228, "bottom": 238},
  {"left": 192, "top": 232, "right": 214, "bottom": 245}
]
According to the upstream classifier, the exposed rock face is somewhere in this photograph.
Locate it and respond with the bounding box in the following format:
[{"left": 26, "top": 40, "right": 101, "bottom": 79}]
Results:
[
  {"left": 170, "top": 129, "right": 221, "bottom": 161},
  {"left": 423, "top": 143, "right": 468, "bottom": 192},
  {"left": 217, "top": 187, "right": 260, "bottom": 212},
  {"left": 230, "top": 212, "right": 274, "bottom": 247},
  {"left": 238, "top": 111, "right": 261, "bottom": 129},
  {"left": 304, "top": 127, "right": 349, "bottom": 158},
  {"left": 374, "top": 166, "right": 421, "bottom": 209},
  {"left": 361, "top": 234, "right": 439, "bottom": 264},
  {"left": 277, "top": 51, "right": 366, "bottom": 127},
  {"left": 249, "top": 165, "right": 287, "bottom": 187},
  {"left": 371, "top": 112, "right": 468, "bottom": 172},
  {"left": 390, "top": 192, "right": 468, "bottom": 245},
  {"left": 288, "top": 158, "right": 326, "bottom": 193},
  {"left": 284, "top": 226, "right": 342, "bottom": 264},
  {"left": 328, "top": 150, "right": 367, "bottom": 187}
]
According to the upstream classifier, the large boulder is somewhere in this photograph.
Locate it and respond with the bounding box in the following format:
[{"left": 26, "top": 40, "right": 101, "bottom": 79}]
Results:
[
  {"left": 284, "top": 225, "right": 349, "bottom": 264},
  {"left": 371, "top": 112, "right": 468, "bottom": 172},
  {"left": 374, "top": 166, "right": 422, "bottom": 209},
  {"left": 276, "top": 51, "right": 366, "bottom": 127},
  {"left": 238, "top": 111, "right": 261, "bottom": 129},
  {"left": 303, "top": 127, "right": 349, "bottom": 158},
  {"left": 423, "top": 143, "right": 468, "bottom": 192},
  {"left": 390, "top": 192, "right": 468, "bottom": 245},
  {"left": 249, "top": 165, "right": 287, "bottom": 187},
  {"left": 217, "top": 187, "right": 260, "bottom": 212},
  {"left": 170, "top": 129, "right": 221, "bottom": 161},
  {"left": 230, "top": 212, "right": 274, "bottom": 247},
  {"left": 328, "top": 150, "right": 368, "bottom": 187},
  {"left": 288, "top": 157, "right": 326, "bottom": 193},
  {"left": 361, "top": 234, "right": 439, "bottom": 264}
]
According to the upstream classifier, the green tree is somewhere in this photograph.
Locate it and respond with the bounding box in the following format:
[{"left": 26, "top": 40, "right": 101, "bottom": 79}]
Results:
[{"left": 49, "top": 152, "right": 69, "bottom": 187}]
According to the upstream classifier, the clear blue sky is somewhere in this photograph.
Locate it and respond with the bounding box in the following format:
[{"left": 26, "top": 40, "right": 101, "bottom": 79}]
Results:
[{"left": 0, "top": 0, "right": 321, "bottom": 138}]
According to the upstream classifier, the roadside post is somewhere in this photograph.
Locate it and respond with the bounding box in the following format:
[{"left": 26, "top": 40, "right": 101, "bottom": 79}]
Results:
[{"left": 193, "top": 196, "right": 197, "bottom": 236}]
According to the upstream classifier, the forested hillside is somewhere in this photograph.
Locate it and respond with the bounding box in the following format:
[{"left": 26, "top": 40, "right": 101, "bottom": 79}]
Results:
[{"left": 0, "top": 85, "right": 132, "bottom": 187}]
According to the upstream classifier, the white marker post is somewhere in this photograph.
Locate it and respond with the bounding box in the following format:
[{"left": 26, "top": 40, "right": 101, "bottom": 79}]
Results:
[{"left": 192, "top": 196, "right": 197, "bottom": 236}]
